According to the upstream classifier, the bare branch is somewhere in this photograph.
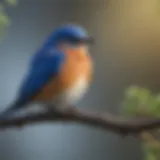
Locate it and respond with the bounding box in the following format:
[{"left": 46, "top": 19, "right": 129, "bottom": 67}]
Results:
[{"left": 0, "top": 106, "right": 159, "bottom": 135}]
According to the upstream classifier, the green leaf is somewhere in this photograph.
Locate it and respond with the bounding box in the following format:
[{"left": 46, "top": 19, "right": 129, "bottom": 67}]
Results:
[
  {"left": 121, "top": 85, "right": 160, "bottom": 117},
  {"left": 146, "top": 153, "right": 157, "bottom": 160},
  {"left": 5, "top": 0, "right": 17, "bottom": 6},
  {"left": 0, "top": 13, "right": 10, "bottom": 26}
]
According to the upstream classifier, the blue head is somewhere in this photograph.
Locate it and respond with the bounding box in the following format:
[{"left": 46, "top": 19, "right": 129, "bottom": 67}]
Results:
[{"left": 42, "top": 24, "right": 93, "bottom": 51}]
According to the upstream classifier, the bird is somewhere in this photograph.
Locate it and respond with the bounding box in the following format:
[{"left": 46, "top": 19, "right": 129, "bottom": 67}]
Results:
[{"left": 0, "top": 24, "right": 93, "bottom": 118}]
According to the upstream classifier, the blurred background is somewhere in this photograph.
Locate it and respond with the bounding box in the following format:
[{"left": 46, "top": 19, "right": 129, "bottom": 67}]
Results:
[{"left": 0, "top": 0, "right": 160, "bottom": 159}]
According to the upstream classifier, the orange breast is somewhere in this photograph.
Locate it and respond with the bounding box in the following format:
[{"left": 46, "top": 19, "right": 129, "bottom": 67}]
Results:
[{"left": 33, "top": 49, "right": 92, "bottom": 101}]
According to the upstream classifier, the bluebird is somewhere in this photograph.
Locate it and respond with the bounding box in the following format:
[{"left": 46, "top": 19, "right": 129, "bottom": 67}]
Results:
[{"left": 1, "top": 24, "right": 93, "bottom": 117}]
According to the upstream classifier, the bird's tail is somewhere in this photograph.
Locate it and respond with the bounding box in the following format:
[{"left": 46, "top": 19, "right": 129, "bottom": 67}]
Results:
[{"left": 0, "top": 100, "right": 26, "bottom": 120}]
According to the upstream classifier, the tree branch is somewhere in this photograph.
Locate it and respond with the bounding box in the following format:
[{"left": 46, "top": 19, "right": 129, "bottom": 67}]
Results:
[{"left": 0, "top": 106, "right": 159, "bottom": 135}]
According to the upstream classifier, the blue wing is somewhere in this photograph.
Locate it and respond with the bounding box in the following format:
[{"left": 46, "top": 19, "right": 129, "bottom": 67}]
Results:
[
  {"left": 0, "top": 49, "right": 66, "bottom": 119},
  {"left": 0, "top": 49, "right": 65, "bottom": 117},
  {"left": 17, "top": 50, "right": 65, "bottom": 103}
]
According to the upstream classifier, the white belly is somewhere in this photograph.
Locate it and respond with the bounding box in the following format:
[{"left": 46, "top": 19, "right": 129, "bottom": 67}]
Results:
[{"left": 53, "top": 77, "right": 89, "bottom": 107}]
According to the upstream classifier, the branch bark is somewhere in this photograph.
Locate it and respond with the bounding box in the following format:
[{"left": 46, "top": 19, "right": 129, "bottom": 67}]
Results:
[{"left": 0, "top": 106, "right": 159, "bottom": 135}]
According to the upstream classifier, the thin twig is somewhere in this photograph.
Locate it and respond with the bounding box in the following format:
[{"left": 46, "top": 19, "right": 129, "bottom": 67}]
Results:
[{"left": 0, "top": 106, "right": 159, "bottom": 135}]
